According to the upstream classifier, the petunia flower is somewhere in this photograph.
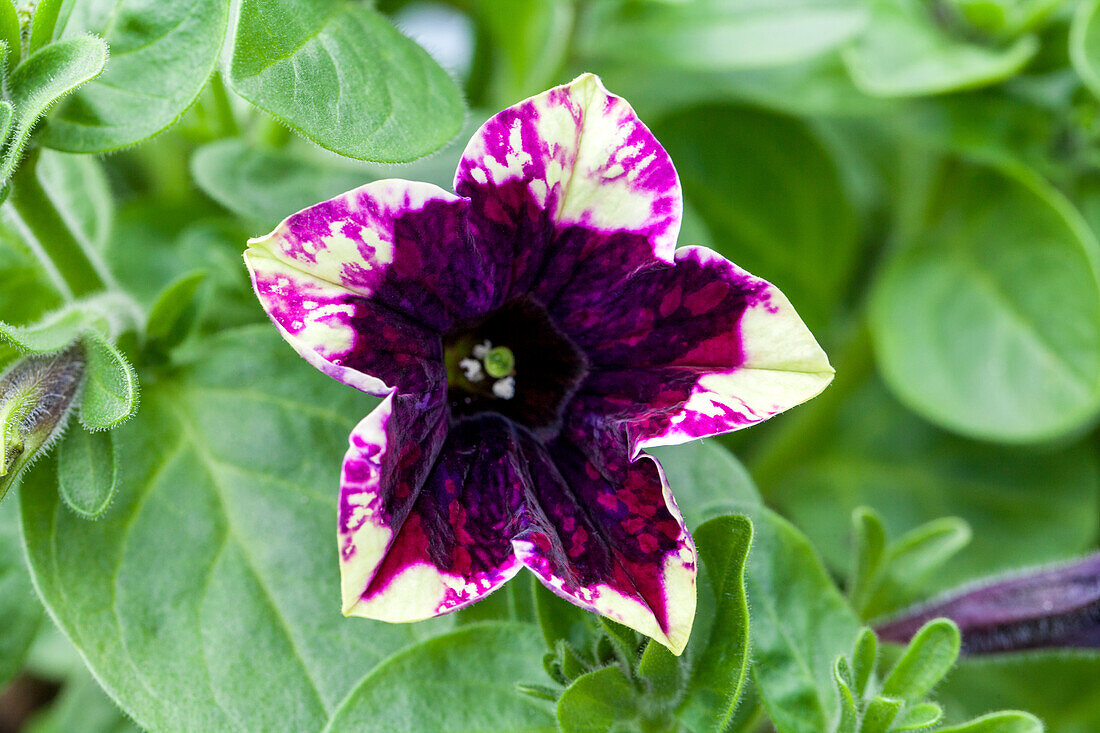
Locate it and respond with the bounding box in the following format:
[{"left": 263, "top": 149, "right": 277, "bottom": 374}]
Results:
[{"left": 244, "top": 74, "right": 833, "bottom": 653}]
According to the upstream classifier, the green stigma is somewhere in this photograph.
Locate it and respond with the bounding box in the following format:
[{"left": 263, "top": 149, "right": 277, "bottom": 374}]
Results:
[{"left": 483, "top": 346, "right": 515, "bottom": 379}]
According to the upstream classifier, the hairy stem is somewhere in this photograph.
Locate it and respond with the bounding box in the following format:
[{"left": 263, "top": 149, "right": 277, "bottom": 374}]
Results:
[{"left": 7, "top": 147, "right": 110, "bottom": 298}]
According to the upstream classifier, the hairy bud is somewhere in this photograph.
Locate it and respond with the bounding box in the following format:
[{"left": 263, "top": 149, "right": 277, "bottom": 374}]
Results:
[{"left": 0, "top": 343, "right": 85, "bottom": 501}]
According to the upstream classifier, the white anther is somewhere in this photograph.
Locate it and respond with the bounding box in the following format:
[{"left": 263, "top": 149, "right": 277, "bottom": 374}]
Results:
[
  {"left": 459, "top": 358, "right": 484, "bottom": 382},
  {"left": 492, "top": 376, "right": 515, "bottom": 400},
  {"left": 471, "top": 340, "right": 492, "bottom": 359}
]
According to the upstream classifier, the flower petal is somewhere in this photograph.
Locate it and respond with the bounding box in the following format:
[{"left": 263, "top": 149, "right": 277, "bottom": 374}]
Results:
[
  {"left": 340, "top": 398, "right": 527, "bottom": 621},
  {"left": 246, "top": 246, "right": 444, "bottom": 396},
  {"left": 455, "top": 73, "right": 682, "bottom": 301},
  {"left": 566, "top": 246, "right": 834, "bottom": 452},
  {"left": 245, "top": 179, "right": 497, "bottom": 335},
  {"left": 512, "top": 430, "right": 696, "bottom": 654}
]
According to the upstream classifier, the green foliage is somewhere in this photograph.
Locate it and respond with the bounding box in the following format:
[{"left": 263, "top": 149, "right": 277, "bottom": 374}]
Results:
[
  {"left": 191, "top": 139, "right": 371, "bottom": 228},
  {"left": 831, "top": 621, "right": 1039, "bottom": 733},
  {"left": 583, "top": 0, "right": 870, "bottom": 72},
  {"left": 19, "top": 327, "right": 455, "bottom": 730},
  {"left": 655, "top": 103, "right": 861, "bottom": 332},
  {"left": 227, "top": 0, "right": 465, "bottom": 163},
  {"left": 57, "top": 427, "right": 116, "bottom": 518},
  {"left": 3, "top": 36, "right": 107, "bottom": 179},
  {"left": 325, "top": 623, "right": 556, "bottom": 732},
  {"left": 848, "top": 507, "right": 971, "bottom": 620},
  {"left": 843, "top": 0, "right": 1038, "bottom": 97},
  {"left": 43, "top": 0, "right": 229, "bottom": 153},
  {"left": 0, "top": 497, "right": 43, "bottom": 687},
  {"left": 770, "top": 380, "right": 1099, "bottom": 592},
  {"left": 870, "top": 162, "right": 1100, "bottom": 443}
]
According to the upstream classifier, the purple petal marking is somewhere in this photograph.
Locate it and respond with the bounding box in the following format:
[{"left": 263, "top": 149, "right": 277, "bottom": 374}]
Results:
[
  {"left": 559, "top": 246, "right": 833, "bottom": 452},
  {"left": 512, "top": 428, "right": 697, "bottom": 654},
  {"left": 247, "top": 179, "right": 499, "bottom": 334},
  {"left": 455, "top": 73, "right": 682, "bottom": 303},
  {"left": 341, "top": 400, "right": 528, "bottom": 620},
  {"left": 876, "top": 552, "right": 1100, "bottom": 655},
  {"left": 247, "top": 251, "right": 445, "bottom": 396}
]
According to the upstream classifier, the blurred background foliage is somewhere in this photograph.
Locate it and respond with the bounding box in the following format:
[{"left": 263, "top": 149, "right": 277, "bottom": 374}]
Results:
[{"left": 3, "top": 0, "right": 1100, "bottom": 730}]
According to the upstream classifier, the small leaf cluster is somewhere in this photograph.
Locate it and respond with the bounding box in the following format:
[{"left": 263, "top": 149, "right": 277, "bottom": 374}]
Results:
[{"left": 833, "top": 622, "right": 1040, "bottom": 733}]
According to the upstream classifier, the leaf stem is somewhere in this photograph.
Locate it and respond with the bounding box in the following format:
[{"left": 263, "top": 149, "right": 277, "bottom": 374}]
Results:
[
  {"left": 208, "top": 72, "right": 239, "bottom": 138},
  {"left": 7, "top": 147, "right": 111, "bottom": 298}
]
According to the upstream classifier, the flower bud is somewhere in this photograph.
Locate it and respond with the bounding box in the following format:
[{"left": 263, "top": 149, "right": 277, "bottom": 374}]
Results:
[
  {"left": 0, "top": 343, "right": 85, "bottom": 501},
  {"left": 876, "top": 552, "right": 1100, "bottom": 655}
]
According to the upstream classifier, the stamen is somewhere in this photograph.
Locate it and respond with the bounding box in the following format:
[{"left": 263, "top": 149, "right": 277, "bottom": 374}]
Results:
[
  {"left": 459, "top": 357, "right": 484, "bottom": 382},
  {"left": 472, "top": 340, "right": 492, "bottom": 359},
  {"left": 492, "top": 376, "right": 516, "bottom": 400}
]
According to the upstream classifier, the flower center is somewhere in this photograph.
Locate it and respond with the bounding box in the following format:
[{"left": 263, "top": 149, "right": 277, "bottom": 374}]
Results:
[{"left": 444, "top": 298, "right": 586, "bottom": 436}]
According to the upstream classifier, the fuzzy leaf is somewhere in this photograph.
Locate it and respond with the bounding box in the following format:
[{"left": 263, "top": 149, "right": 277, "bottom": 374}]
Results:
[
  {"left": 79, "top": 333, "right": 137, "bottom": 430},
  {"left": 43, "top": 0, "right": 229, "bottom": 152},
  {"left": 57, "top": 428, "right": 116, "bottom": 518},
  {"left": 323, "top": 623, "right": 555, "bottom": 732},
  {"left": 557, "top": 665, "right": 638, "bottom": 733},
  {"left": 870, "top": 162, "right": 1100, "bottom": 443},
  {"left": 227, "top": 1, "right": 464, "bottom": 163},
  {"left": 882, "top": 620, "right": 961, "bottom": 702},
  {"left": 3, "top": 36, "right": 107, "bottom": 179},
  {"left": 678, "top": 514, "right": 753, "bottom": 731}
]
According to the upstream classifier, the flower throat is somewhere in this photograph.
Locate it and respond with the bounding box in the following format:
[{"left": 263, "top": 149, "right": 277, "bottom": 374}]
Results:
[{"left": 443, "top": 298, "right": 586, "bottom": 436}]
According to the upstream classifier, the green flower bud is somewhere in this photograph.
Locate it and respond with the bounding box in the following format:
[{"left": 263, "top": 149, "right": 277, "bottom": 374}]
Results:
[{"left": 0, "top": 343, "right": 85, "bottom": 502}]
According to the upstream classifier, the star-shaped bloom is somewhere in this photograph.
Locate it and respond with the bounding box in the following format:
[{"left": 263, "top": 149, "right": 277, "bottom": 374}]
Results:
[{"left": 244, "top": 74, "right": 833, "bottom": 653}]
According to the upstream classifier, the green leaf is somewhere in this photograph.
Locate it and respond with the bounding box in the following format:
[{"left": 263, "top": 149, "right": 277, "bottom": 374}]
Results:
[
  {"left": 843, "top": 0, "right": 1037, "bottom": 97},
  {"left": 770, "top": 379, "right": 1100, "bottom": 591},
  {"left": 639, "top": 639, "right": 682, "bottom": 702},
  {"left": 227, "top": 1, "right": 465, "bottom": 163},
  {"left": 557, "top": 665, "right": 638, "bottom": 733},
  {"left": 42, "top": 0, "right": 229, "bottom": 152},
  {"left": 850, "top": 507, "right": 887, "bottom": 613},
  {"left": 882, "top": 620, "right": 960, "bottom": 702},
  {"left": 144, "top": 271, "right": 207, "bottom": 344},
  {"left": 534, "top": 578, "right": 593, "bottom": 651},
  {"left": 0, "top": 0, "right": 20, "bottom": 73},
  {"left": 37, "top": 149, "right": 114, "bottom": 252},
  {"left": 678, "top": 514, "right": 753, "bottom": 731},
  {"left": 870, "top": 162, "right": 1100, "bottom": 443},
  {"left": 744, "top": 505, "right": 861, "bottom": 733},
  {"left": 862, "top": 518, "right": 971, "bottom": 619},
  {"left": 583, "top": 0, "right": 870, "bottom": 72},
  {"left": 649, "top": 440, "right": 762, "bottom": 529},
  {"left": 20, "top": 326, "right": 460, "bottom": 730},
  {"left": 29, "top": 0, "right": 63, "bottom": 53},
  {"left": 655, "top": 103, "right": 860, "bottom": 332},
  {"left": 324, "top": 623, "right": 556, "bottom": 732},
  {"left": 57, "top": 428, "right": 117, "bottom": 518},
  {"left": 1072, "top": 0, "right": 1100, "bottom": 100},
  {"left": 893, "top": 702, "right": 943, "bottom": 730},
  {"left": 25, "top": 669, "right": 140, "bottom": 733},
  {"left": 851, "top": 627, "right": 878, "bottom": 699},
  {"left": 191, "top": 138, "right": 372, "bottom": 229},
  {"left": 0, "top": 496, "right": 44, "bottom": 687},
  {"left": 472, "top": 0, "right": 574, "bottom": 102},
  {"left": 938, "top": 652, "right": 1100, "bottom": 731},
  {"left": 3, "top": 36, "right": 108, "bottom": 179},
  {"left": 937, "top": 712, "right": 1043, "bottom": 733},
  {"left": 861, "top": 696, "right": 904, "bottom": 733},
  {"left": 834, "top": 658, "right": 858, "bottom": 733},
  {"left": 79, "top": 333, "right": 138, "bottom": 430}
]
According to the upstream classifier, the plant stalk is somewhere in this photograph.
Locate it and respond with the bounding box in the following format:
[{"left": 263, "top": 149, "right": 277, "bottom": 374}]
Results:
[{"left": 8, "top": 147, "right": 110, "bottom": 298}]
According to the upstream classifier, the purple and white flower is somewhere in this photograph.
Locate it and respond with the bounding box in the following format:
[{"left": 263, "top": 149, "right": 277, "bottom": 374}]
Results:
[{"left": 244, "top": 74, "right": 832, "bottom": 653}]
